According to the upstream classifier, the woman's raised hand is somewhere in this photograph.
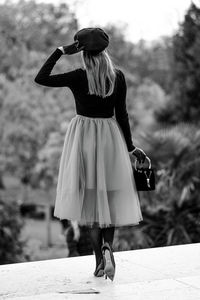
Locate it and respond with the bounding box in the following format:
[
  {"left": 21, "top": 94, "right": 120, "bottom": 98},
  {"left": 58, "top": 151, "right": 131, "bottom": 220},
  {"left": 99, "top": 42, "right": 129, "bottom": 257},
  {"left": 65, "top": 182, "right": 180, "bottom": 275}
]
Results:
[{"left": 58, "top": 42, "right": 85, "bottom": 55}]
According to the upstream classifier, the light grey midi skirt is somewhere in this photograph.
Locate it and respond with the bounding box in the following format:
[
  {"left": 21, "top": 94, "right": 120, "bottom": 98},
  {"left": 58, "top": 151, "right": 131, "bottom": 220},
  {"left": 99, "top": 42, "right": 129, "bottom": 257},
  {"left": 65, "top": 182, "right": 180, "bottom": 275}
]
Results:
[{"left": 54, "top": 114, "right": 143, "bottom": 228}]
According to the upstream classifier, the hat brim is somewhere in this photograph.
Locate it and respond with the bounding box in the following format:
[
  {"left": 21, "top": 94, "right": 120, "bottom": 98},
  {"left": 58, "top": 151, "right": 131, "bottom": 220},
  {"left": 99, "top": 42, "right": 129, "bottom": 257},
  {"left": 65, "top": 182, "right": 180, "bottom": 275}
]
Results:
[{"left": 63, "top": 42, "right": 85, "bottom": 55}]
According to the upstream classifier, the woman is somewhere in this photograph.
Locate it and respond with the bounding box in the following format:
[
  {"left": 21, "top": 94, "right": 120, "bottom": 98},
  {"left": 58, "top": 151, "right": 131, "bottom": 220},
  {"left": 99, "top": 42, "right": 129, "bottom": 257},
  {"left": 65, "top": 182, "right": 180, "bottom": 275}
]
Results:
[{"left": 34, "top": 27, "right": 147, "bottom": 281}]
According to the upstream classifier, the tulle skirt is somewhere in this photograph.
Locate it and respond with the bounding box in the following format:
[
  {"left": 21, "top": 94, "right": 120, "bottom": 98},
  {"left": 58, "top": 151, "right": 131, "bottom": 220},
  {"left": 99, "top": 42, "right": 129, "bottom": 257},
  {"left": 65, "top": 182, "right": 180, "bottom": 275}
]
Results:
[{"left": 54, "top": 114, "right": 143, "bottom": 228}]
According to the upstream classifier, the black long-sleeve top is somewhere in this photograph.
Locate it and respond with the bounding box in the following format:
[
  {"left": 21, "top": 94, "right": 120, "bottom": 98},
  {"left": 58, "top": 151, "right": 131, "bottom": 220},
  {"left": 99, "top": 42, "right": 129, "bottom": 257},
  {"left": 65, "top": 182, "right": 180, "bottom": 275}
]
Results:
[{"left": 34, "top": 48, "right": 136, "bottom": 152}]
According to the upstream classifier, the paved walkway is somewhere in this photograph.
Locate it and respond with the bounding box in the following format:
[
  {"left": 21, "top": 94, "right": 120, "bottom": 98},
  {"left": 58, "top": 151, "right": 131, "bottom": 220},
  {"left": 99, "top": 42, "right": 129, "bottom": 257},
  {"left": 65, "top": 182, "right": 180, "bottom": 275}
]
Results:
[{"left": 0, "top": 243, "right": 200, "bottom": 299}]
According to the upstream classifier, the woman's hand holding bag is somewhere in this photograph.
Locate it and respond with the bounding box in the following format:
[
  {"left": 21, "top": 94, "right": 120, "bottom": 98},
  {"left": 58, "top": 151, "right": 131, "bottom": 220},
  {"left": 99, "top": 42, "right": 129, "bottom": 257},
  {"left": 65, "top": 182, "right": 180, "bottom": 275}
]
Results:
[
  {"left": 130, "top": 147, "right": 156, "bottom": 191},
  {"left": 131, "top": 147, "right": 146, "bottom": 163}
]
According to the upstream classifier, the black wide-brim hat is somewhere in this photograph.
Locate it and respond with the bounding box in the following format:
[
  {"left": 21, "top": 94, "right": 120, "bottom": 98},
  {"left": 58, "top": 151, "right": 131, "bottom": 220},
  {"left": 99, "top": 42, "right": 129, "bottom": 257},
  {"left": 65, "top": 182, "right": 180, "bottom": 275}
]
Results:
[{"left": 64, "top": 27, "right": 109, "bottom": 55}]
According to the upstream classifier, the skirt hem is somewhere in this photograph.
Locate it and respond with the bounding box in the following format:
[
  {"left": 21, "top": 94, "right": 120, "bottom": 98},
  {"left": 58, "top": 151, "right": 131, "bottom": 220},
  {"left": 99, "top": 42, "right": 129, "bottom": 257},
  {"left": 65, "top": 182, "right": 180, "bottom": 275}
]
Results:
[{"left": 53, "top": 214, "right": 144, "bottom": 228}]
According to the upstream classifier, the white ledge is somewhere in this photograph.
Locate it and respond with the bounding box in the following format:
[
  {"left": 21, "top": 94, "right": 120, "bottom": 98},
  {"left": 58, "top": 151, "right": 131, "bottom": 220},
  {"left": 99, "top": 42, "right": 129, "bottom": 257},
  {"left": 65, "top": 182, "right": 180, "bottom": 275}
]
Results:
[{"left": 0, "top": 243, "right": 200, "bottom": 299}]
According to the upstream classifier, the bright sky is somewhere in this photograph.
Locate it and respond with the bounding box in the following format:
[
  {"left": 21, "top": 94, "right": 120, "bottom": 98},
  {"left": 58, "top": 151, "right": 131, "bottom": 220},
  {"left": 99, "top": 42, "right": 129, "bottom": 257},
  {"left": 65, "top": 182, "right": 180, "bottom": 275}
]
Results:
[
  {"left": 68, "top": 0, "right": 196, "bottom": 42},
  {"left": 2, "top": 0, "right": 200, "bottom": 42}
]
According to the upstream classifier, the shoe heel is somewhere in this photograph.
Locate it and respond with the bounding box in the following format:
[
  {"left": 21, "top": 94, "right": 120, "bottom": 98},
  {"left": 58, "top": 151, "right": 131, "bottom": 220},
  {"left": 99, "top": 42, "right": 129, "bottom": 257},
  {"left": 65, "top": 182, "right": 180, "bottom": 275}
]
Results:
[{"left": 101, "top": 243, "right": 115, "bottom": 281}]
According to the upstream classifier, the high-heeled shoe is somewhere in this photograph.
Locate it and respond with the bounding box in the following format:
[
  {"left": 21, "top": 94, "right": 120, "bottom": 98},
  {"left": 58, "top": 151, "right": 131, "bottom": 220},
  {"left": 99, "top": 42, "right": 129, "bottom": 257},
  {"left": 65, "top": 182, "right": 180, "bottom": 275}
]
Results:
[
  {"left": 101, "top": 242, "right": 116, "bottom": 281},
  {"left": 93, "top": 258, "right": 104, "bottom": 277}
]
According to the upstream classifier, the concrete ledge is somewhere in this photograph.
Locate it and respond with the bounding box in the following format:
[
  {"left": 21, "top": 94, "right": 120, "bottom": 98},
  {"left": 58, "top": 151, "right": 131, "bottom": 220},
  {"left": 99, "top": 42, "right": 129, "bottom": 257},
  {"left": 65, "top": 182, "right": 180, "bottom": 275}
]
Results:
[{"left": 0, "top": 243, "right": 200, "bottom": 299}]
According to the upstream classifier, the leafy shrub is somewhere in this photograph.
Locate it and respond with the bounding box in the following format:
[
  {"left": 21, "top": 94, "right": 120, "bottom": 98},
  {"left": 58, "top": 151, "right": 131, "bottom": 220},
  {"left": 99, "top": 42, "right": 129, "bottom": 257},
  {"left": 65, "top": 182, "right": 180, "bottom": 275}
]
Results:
[
  {"left": 0, "top": 194, "right": 30, "bottom": 264},
  {"left": 115, "top": 122, "right": 200, "bottom": 250}
]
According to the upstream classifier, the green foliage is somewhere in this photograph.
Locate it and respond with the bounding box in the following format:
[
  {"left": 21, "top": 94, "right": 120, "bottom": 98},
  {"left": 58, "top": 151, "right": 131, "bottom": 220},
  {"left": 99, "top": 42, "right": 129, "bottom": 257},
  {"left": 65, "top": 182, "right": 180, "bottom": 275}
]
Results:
[
  {"left": 106, "top": 26, "right": 173, "bottom": 93},
  {"left": 141, "top": 122, "right": 200, "bottom": 247},
  {"left": 115, "top": 122, "right": 200, "bottom": 250},
  {"left": 155, "top": 2, "right": 200, "bottom": 124},
  {"left": 0, "top": 194, "right": 29, "bottom": 264},
  {"left": 132, "top": 78, "right": 166, "bottom": 132},
  {"left": 0, "top": 0, "right": 81, "bottom": 187},
  {"left": 0, "top": 56, "right": 75, "bottom": 186}
]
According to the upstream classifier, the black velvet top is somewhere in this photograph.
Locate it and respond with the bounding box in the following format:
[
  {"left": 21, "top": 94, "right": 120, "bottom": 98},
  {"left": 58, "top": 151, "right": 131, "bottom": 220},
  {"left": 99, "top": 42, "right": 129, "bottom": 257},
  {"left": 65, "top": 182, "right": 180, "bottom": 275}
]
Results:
[{"left": 34, "top": 48, "right": 136, "bottom": 152}]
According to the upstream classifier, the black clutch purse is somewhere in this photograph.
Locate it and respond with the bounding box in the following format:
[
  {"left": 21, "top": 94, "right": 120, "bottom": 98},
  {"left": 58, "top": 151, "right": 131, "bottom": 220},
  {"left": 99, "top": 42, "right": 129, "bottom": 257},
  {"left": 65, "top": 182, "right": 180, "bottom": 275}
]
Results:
[{"left": 132, "top": 156, "right": 155, "bottom": 191}]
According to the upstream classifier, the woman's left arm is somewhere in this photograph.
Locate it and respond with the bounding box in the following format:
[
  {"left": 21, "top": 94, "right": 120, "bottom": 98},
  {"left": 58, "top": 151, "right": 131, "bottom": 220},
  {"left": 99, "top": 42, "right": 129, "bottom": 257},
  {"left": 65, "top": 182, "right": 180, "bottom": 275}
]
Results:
[{"left": 34, "top": 48, "right": 78, "bottom": 88}]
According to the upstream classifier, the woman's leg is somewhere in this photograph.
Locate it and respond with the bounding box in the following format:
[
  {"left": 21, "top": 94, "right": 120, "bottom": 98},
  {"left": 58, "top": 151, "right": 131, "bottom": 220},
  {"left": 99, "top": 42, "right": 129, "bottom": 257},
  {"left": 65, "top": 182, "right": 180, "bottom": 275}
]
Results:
[
  {"left": 88, "top": 225, "right": 115, "bottom": 270},
  {"left": 101, "top": 226, "right": 116, "bottom": 280},
  {"left": 101, "top": 226, "right": 115, "bottom": 247},
  {"left": 88, "top": 226, "right": 103, "bottom": 267}
]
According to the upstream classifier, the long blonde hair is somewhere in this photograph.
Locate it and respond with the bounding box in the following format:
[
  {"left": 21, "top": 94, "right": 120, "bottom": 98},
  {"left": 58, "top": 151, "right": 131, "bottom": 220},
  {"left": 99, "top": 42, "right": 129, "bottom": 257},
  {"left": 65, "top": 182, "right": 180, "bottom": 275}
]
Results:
[{"left": 81, "top": 49, "right": 117, "bottom": 98}]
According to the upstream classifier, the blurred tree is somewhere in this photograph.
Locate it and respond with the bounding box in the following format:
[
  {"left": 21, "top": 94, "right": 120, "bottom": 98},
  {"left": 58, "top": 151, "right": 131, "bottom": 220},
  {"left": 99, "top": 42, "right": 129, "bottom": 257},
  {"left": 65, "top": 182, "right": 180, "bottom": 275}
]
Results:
[
  {"left": 102, "top": 25, "right": 173, "bottom": 93},
  {"left": 0, "top": 0, "right": 79, "bottom": 80},
  {"left": 0, "top": 74, "right": 74, "bottom": 186},
  {"left": 129, "top": 38, "right": 173, "bottom": 92},
  {"left": 0, "top": 194, "right": 29, "bottom": 264},
  {"left": 0, "top": 0, "right": 78, "bottom": 186},
  {"left": 155, "top": 2, "right": 200, "bottom": 125},
  {"left": 131, "top": 78, "right": 166, "bottom": 133},
  {"left": 146, "top": 36, "right": 174, "bottom": 94}
]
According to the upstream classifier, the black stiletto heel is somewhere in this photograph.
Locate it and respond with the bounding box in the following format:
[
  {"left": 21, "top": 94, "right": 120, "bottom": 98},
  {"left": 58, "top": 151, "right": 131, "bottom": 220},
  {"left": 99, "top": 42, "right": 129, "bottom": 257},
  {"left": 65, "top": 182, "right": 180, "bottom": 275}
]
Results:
[{"left": 101, "top": 242, "right": 116, "bottom": 281}]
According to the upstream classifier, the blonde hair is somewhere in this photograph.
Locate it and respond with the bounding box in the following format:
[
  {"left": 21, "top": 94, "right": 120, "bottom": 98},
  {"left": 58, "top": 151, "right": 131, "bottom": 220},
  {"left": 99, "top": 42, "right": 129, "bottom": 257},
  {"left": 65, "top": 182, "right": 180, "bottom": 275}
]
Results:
[{"left": 81, "top": 49, "right": 117, "bottom": 98}]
